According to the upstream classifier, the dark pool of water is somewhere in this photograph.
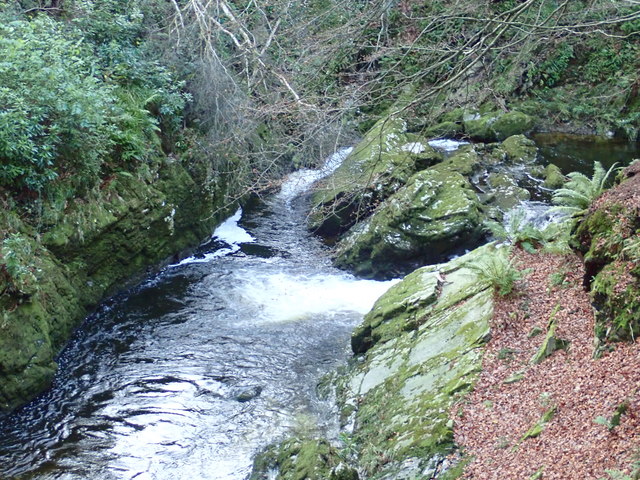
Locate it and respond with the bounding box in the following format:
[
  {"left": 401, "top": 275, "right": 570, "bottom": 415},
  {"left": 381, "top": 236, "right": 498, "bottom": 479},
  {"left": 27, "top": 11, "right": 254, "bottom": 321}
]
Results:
[{"left": 534, "top": 133, "right": 640, "bottom": 174}]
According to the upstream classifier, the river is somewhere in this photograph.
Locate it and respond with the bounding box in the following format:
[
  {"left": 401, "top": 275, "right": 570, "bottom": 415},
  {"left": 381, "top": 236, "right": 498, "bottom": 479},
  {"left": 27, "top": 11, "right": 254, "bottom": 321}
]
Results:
[
  {"left": 1, "top": 136, "right": 638, "bottom": 479},
  {"left": 0, "top": 149, "right": 397, "bottom": 480}
]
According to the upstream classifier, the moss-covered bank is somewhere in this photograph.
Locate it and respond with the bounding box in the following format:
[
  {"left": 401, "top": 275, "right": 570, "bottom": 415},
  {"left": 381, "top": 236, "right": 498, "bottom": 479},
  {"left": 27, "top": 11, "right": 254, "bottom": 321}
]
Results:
[
  {"left": 0, "top": 158, "right": 235, "bottom": 412},
  {"left": 573, "top": 161, "right": 640, "bottom": 344}
]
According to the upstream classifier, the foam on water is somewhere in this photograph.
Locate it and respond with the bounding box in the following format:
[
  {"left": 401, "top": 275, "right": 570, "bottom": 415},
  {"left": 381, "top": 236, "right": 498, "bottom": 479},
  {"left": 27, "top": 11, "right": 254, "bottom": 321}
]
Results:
[
  {"left": 172, "top": 208, "right": 254, "bottom": 266},
  {"left": 428, "top": 139, "right": 469, "bottom": 152},
  {"left": 277, "top": 147, "right": 353, "bottom": 202},
  {"left": 235, "top": 270, "right": 399, "bottom": 323}
]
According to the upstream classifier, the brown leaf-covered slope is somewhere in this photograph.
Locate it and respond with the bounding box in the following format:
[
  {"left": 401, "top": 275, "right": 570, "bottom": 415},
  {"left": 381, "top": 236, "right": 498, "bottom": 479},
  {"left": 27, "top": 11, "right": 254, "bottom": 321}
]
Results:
[{"left": 453, "top": 250, "right": 640, "bottom": 479}]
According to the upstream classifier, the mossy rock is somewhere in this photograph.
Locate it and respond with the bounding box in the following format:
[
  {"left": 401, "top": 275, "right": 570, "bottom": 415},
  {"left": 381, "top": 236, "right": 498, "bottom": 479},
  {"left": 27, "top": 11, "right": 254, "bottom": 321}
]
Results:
[
  {"left": 338, "top": 247, "right": 494, "bottom": 478},
  {"left": 333, "top": 166, "right": 484, "bottom": 279},
  {"left": 440, "top": 108, "right": 465, "bottom": 124},
  {"left": 352, "top": 244, "right": 496, "bottom": 353},
  {"left": 573, "top": 162, "right": 640, "bottom": 343},
  {"left": 463, "top": 111, "right": 536, "bottom": 142},
  {"left": 501, "top": 134, "right": 538, "bottom": 162},
  {"left": 543, "top": 163, "right": 565, "bottom": 189},
  {"left": 308, "top": 116, "right": 439, "bottom": 237},
  {"left": 258, "top": 247, "right": 495, "bottom": 479},
  {"left": 423, "top": 121, "right": 463, "bottom": 139}
]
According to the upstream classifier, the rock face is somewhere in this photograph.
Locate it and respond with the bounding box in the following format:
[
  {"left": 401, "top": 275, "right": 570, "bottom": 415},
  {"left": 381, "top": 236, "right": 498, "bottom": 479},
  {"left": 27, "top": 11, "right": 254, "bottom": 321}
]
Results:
[
  {"left": 573, "top": 161, "right": 640, "bottom": 343},
  {"left": 0, "top": 160, "right": 232, "bottom": 411},
  {"left": 251, "top": 245, "right": 495, "bottom": 480},
  {"left": 308, "top": 116, "right": 442, "bottom": 237}
]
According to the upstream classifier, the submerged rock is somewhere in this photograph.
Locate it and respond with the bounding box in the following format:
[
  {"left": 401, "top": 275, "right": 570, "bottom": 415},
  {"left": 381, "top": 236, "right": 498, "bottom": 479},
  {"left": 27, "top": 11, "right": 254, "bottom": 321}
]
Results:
[{"left": 235, "top": 385, "right": 263, "bottom": 402}]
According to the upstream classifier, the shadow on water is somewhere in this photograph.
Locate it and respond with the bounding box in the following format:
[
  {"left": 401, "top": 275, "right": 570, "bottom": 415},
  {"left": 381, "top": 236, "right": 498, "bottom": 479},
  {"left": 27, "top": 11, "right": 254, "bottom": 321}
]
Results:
[{"left": 534, "top": 133, "right": 640, "bottom": 174}]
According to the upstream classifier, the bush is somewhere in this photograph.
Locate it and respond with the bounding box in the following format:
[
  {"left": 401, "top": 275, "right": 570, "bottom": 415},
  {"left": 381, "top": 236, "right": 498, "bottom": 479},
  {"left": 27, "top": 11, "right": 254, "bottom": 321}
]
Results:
[
  {"left": 0, "top": 7, "right": 190, "bottom": 197},
  {"left": 0, "top": 15, "right": 116, "bottom": 193}
]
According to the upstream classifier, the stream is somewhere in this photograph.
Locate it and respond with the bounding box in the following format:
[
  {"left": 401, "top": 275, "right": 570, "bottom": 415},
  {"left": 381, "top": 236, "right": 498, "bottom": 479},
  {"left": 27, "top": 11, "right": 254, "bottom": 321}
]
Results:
[
  {"left": 0, "top": 136, "right": 638, "bottom": 480},
  {"left": 0, "top": 149, "right": 397, "bottom": 480}
]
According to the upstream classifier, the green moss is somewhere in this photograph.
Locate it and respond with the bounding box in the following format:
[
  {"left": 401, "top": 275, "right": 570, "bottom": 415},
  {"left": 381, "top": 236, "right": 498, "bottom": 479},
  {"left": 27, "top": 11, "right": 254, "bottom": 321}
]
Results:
[
  {"left": 309, "top": 116, "right": 436, "bottom": 236},
  {"left": 543, "top": 163, "right": 565, "bottom": 189},
  {"left": 531, "top": 306, "right": 569, "bottom": 364},
  {"left": 0, "top": 158, "right": 233, "bottom": 412},
  {"left": 463, "top": 111, "right": 535, "bottom": 142},
  {"left": 423, "top": 121, "right": 463, "bottom": 139},
  {"left": 573, "top": 166, "right": 640, "bottom": 343},
  {"left": 521, "top": 406, "right": 557, "bottom": 440},
  {"left": 340, "top": 249, "right": 493, "bottom": 478},
  {"left": 334, "top": 166, "right": 483, "bottom": 278},
  {"left": 501, "top": 135, "right": 538, "bottom": 162},
  {"left": 591, "top": 261, "right": 640, "bottom": 342}
]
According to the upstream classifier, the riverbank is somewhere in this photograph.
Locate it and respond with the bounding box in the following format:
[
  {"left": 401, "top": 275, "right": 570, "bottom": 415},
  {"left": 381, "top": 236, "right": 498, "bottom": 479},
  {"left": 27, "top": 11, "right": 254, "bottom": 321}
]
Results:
[
  {"left": 0, "top": 158, "right": 235, "bottom": 412},
  {"left": 454, "top": 248, "right": 640, "bottom": 479}
]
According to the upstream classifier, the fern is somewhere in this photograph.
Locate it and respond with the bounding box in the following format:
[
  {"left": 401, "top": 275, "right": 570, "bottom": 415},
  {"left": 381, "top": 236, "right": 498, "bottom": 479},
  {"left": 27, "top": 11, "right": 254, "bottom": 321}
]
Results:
[
  {"left": 469, "top": 249, "right": 531, "bottom": 296},
  {"left": 484, "top": 208, "right": 545, "bottom": 251},
  {"left": 551, "top": 162, "right": 618, "bottom": 217}
]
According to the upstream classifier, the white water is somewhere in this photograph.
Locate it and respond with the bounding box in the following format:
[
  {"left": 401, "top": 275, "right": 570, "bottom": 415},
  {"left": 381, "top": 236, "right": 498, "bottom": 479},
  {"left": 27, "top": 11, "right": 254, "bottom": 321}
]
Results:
[
  {"left": 428, "top": 138, "right": 470, "bottom": 152},
  {"left": 277, "top": 147, "right": 353, "bottom": 202}
]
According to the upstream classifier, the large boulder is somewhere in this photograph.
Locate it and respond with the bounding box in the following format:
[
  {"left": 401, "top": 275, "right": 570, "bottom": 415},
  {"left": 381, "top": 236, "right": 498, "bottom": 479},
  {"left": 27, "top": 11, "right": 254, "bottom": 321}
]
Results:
[
  {"left": 340, "top": 247, "right": 494, "bottom": 479},
  {"left": 573, "top": 161, "right": 640, "bottom": 344},
  {"left": 308, "top": 116, "right": 441, "bottom": 236},
  {"left": 333, "top": 163, "right": 484, "bottom": 279},
  {"left": 463, "top": 110, "right": 536, "bottom": 142}
]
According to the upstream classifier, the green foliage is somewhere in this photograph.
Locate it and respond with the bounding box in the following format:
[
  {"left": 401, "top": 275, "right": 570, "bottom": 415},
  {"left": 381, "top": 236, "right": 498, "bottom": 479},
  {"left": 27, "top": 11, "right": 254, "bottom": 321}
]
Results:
[
  {"left": 0, "top": 234, "right": 38, "bottom": 297},
  {"left": 594, "top": 401, "right": 629, "bottom": 432},
  {"left": 548, "top": 271, "right": 569, "bottom": 288},
  {"left": 527, "top": 42, "right": 574, "bottom": 89},
  {"left": 582, "top": 37, "right": 639, "bottom": 85},
  {"left": 552, "top": 161, "right": 619, "bottom": 218},
  {"left": 0, "top": 5, "right": 189, "bottom": 198},
  {"left": 485, "top": 208, "right": 544, "bottom": 251},
  {"left": 469, "top": 249, "right": 531, "bottom": 296},
  {"left": 484, "top": 208, "right": 573, "bottom": 254},
  {"left": 0, "top": 15, "right": 115, "bottom": 192},
  {"left": 598, "top": 456, "right": 640, "bottom": 480}
]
